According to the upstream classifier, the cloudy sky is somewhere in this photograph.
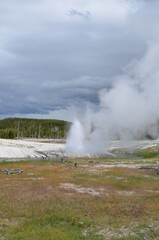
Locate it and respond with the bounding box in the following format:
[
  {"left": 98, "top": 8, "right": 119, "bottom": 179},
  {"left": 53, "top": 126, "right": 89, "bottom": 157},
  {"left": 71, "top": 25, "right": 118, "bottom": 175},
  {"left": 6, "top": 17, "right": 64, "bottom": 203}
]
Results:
[{"left": 0, "top": 0, "right": 158, "bottom": 120}]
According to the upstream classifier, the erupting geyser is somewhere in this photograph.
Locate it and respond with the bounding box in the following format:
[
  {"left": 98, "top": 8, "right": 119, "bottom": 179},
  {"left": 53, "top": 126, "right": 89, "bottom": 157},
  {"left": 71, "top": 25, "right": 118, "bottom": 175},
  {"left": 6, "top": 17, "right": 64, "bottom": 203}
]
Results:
[{"left": 66, "top": 119, "right": 85, "bottom": 153}]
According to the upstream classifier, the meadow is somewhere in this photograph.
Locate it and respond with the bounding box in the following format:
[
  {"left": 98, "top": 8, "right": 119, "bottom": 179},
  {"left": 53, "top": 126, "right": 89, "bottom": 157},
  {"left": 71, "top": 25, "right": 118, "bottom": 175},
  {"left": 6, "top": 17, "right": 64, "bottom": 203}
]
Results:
[{"left": 0, "top": 155, "right": 159, "bottom": 240}]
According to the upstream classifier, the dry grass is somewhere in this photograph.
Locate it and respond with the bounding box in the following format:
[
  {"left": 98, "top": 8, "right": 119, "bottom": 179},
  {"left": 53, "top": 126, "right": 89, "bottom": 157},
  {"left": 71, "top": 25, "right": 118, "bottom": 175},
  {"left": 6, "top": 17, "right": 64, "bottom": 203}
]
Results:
[{"left": 0, "top": 158, "right": 159, "bottom": 239}]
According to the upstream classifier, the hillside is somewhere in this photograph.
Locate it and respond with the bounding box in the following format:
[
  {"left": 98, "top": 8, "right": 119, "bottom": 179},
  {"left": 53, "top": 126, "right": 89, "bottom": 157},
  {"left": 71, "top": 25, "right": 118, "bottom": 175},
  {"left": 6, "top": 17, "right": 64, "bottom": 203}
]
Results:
[{"left": 0, "top": 118, "right": 71, "bottom": 139}]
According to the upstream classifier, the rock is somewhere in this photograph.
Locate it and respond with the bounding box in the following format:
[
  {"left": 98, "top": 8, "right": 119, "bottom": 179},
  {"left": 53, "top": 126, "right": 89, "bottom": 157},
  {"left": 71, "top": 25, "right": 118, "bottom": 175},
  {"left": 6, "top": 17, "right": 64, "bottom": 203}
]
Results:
[{"left": 88, "top": 160, "right": 94, "bottom": 164}]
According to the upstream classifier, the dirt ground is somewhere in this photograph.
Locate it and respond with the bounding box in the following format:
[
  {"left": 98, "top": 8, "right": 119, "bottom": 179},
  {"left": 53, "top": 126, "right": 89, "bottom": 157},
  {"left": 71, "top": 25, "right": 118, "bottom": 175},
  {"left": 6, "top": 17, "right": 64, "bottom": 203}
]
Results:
[{"left": 0, "top": 156, "right": 159, "bottom": 239}]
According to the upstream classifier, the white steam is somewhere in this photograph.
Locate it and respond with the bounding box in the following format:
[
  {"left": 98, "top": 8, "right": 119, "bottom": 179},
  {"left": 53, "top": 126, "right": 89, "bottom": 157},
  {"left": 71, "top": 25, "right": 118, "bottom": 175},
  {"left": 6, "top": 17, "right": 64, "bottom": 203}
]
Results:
[
  {"left": 67, "top": 43, "right": 159, "bottom": 154},
  {"left": 66, "top": 119, "right": 85, "bottom": 153}
]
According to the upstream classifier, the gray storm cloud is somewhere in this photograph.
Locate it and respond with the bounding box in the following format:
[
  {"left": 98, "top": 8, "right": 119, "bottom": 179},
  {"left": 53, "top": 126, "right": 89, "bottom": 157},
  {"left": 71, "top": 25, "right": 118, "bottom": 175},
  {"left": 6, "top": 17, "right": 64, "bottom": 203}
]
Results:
[
  {"left": 0, "top": 0, "right": 158, "bottom": 121},
  {"left": 68, "top": 9, "right": 91, "bottom": 20}
]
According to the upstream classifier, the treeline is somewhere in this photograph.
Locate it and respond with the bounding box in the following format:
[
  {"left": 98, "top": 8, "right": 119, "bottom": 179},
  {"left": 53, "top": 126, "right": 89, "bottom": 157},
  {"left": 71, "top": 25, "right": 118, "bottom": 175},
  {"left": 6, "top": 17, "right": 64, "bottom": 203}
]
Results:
[{"left": 0, "top": 118, "right": 71, "bottom": 139}]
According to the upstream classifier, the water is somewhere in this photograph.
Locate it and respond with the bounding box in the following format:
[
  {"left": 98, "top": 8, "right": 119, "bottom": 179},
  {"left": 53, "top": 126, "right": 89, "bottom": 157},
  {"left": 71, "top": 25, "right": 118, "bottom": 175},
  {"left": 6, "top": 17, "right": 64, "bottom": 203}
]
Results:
[{"left": 66, "top": 119, "right": 85, "bottom": 153}]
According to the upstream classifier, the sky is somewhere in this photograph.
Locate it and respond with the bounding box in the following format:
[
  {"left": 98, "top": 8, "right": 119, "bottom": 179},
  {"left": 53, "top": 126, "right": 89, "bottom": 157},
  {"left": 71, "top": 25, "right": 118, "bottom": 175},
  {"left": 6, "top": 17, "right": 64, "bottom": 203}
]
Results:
[{"left": 0, "top": 0, "right": 158, "bottom": 121}]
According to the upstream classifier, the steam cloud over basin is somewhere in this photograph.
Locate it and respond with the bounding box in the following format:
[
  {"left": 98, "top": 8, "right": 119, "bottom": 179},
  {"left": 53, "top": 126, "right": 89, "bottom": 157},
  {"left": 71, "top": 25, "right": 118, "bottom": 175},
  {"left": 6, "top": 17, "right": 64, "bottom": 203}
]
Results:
[{"left": 66, "top": 44, "right": 159, "bottom": 154}]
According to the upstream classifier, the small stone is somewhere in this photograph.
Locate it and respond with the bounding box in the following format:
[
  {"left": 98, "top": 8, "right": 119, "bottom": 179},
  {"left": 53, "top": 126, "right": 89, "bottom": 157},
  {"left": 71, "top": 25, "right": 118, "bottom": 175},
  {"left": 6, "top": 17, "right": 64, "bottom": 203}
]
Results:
[
  {"left": 89, "top": 160, "right": 94, "bottom": 164},
  {"left": 79, "top": 222, "right": 84, "bottom": 225}
]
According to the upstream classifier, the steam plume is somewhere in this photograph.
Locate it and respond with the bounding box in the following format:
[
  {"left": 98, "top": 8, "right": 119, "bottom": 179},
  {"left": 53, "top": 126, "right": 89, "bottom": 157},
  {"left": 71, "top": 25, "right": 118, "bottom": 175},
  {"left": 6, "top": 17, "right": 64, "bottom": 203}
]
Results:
[{"left": 67, "top": 43, "right": 159, "bottom": 153}]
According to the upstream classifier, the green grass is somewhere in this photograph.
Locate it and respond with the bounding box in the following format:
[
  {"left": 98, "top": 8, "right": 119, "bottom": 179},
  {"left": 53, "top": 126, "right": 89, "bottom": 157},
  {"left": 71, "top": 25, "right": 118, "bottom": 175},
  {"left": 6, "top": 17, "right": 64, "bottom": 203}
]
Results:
[{"left": 134, "top": 150, "right": 159, "bottom": 159}]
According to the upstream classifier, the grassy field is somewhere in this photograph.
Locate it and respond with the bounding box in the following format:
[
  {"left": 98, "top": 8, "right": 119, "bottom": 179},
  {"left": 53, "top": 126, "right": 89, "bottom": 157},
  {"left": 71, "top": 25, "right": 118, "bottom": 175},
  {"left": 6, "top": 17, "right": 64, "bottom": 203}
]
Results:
[{"left": 0, "top": 156, "right": 159, "bottom": 240}]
